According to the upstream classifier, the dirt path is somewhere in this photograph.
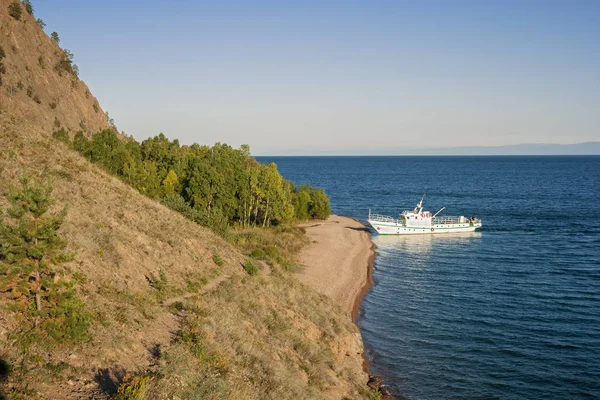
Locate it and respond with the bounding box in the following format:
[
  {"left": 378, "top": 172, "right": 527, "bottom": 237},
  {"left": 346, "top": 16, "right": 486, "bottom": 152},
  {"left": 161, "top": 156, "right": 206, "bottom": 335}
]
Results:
[{"left": 161, "top": 274, "right": 231, "bottom": 307}]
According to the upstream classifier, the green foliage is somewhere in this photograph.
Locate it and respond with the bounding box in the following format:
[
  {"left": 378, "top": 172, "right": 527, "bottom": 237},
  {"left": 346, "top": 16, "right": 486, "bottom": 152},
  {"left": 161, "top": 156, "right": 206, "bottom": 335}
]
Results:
[
  {"left": 22, "top": 0, "right": 33, "bottom": 15},
  {"left": 50, "top": 31, "right": 59, "bottom": 45},
  {"left": 8, "top": 2, "right": 22, "bottom": 20},
  {"left": 243, "top": 259, "right": 259, "bottom": 275},
  {"left": 148, "top": 269, "right": 168, "bottom": 293},
  {"left": 309, "top": 188, "right": 331, "bottom": 219},
  {"left": 54, "top": 49, "right": 76, "bottom": 76},
  {"left": 0, "top": 173, "right": 91, "bottom": 343},
  {"left": 212, "top": 253, "right": 224, "bottom": 267},
  {"left": 36, "top": 18, "right": 45, "bottom": 28},
  {"left": 52, "top": 128, "right": 69, "bottom": 143},
  {"left": 116, "top": 373, "right": 149, "bottom": 400},
  {"left": 72, "top": 129, "right": 331, "bottom": 235}
]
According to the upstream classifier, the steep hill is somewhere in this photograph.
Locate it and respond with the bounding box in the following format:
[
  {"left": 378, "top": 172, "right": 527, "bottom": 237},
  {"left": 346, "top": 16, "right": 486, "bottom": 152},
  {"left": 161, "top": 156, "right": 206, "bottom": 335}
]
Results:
[
  {"left": 0, "top": 2, "right": 370, "bottom": 399},
  {"left": 0, "top": 0, "right": 107, "bottom": 135}
]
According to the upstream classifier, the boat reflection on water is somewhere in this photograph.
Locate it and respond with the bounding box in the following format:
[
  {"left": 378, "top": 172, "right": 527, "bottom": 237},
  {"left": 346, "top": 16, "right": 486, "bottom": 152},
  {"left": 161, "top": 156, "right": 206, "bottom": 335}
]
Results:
[{"left": 372, "top": 231, "right": 482, "bottom": 259}]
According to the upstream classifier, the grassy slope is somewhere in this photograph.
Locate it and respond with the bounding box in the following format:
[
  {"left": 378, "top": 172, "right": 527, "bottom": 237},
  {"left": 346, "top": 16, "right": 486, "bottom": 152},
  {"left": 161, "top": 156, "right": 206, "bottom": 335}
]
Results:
[{"left": 0, "top": 114, "right": 368, "bottom": 399}]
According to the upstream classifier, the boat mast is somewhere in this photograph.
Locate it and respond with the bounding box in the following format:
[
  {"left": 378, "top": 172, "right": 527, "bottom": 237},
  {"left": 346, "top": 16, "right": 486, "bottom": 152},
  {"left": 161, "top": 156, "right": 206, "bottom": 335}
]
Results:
[{"left": 416, "top": 194, "right": 426, "bottom": 214}]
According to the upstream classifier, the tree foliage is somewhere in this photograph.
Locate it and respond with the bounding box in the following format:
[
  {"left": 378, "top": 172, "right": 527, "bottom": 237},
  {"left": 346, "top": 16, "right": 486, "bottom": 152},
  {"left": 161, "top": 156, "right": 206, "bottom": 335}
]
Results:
[
  {"left": 50, "top": 31, "right": 59, "bottom": 45},
  {"left": 8, "top": 2, "right": 22, "bottom": 20},
  {"left": 22, "top": 0, "right": 33, "bottom": 16},
  {"left": 66, "top": 129, "right": 330, "bottom": 233},
  {"left": 0, "top": 174, "right": 91, "bottom": 342}
]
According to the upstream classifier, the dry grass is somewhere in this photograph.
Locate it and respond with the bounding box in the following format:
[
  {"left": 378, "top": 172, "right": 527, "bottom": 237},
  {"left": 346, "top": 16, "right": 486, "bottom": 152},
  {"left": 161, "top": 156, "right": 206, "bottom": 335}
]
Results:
[
  {"left": 0, "top": 115, "right": 369, "bottom": 399},
  {"left": 229, "top": 225, "right": 309, "bottom": 271}
]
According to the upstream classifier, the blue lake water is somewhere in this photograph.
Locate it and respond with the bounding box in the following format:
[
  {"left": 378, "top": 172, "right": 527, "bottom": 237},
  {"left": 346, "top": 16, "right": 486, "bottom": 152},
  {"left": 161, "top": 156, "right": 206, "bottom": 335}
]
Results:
[{"left": 257, "top": 156, "right": 600, "bottom": 399}]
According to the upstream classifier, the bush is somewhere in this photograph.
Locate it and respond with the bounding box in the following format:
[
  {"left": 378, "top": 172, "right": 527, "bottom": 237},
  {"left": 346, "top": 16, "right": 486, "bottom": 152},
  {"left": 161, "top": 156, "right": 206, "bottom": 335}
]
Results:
[
  {"left": 243, "top": 259, "right": 259, "bottom": 275},
  {"left": 26, "top": 85, "right": 33, "bottom": 97},
  {"left": 52, "top": 128, "right": 69, "bottom": 143},
  {"left": 49, "top": 101, "right": 57, "bottom": 109},
  {"left": 36, "top": 18, "right": 45, "bottom": 28},
  {"left": 33, "top": 94, "right": 41, "bottom": 104},
  {"left": 51, "top": 31, "right": 59, "bottom": 45},
  {"left": 38, "top": 55, "right": 45, "bottom": 68},
  {"left": 212, "top": 253, "right": 224, "bottom": 267},
  {"left": 23, "top": 0, "right": 33, "bottom": 16},
  {"left": 8, "top": 2, "right": 22, "bottom": 20},
  {"left": 116, "top": 374, "right": 149, "bottom": 400}
]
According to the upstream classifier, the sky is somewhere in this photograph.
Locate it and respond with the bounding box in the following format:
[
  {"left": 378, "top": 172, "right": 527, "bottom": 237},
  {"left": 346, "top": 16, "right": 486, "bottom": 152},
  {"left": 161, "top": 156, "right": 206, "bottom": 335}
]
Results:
[{"left": 35, "top": 1, "right": 600, "bottom": 155}]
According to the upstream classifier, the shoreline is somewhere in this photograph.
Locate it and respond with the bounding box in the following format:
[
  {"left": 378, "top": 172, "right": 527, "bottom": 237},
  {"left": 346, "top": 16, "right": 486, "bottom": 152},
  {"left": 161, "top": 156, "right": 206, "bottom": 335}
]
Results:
[
  {"left": 297, "top": 215, "right": 375, "bottom": 318},
  {"left": 298, "top": 215, "right": 386, "bottom": 394}
]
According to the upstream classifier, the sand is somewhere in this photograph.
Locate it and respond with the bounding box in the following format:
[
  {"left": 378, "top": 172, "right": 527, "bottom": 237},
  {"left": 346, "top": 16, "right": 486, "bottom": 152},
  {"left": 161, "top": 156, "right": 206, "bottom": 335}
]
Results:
[{"left": 298, "top": 215, "right": 375, "bottom": 318}]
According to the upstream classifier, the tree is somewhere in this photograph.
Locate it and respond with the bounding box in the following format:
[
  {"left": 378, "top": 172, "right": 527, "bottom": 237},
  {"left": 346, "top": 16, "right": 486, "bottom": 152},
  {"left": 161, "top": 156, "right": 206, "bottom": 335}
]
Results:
[
  {"left": 161, "top": 169, "right": 179, "bottom": 195},
  {"left": 0, "top": 174, "right": 69, "bottom": 313},
  {"left": 22, "top": 0, "right": 33, "bottom": 15},
  {"left": 51, "top": 31, "right": 60, "bottom": 45},
  {"left": 309, "top": 188, "right": 331, "bottom": 220},
  {"left": 36, "top": 18, "right": 45, "bottom": 29},
  {"left": 8, "top": 2, "right": 22, "bottom": 20}
]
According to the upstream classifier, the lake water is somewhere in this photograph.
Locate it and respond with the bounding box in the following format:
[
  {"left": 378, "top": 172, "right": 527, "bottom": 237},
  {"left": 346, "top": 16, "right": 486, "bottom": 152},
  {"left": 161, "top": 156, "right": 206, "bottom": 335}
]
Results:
[{"left": 257, "top": 156, "right": 600, "bottom": 399}]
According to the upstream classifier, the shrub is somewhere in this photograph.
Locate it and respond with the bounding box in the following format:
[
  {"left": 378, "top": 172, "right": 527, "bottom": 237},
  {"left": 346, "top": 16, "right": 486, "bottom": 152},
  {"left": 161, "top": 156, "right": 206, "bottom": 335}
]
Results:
[
  {"left": 8, "top": 2, "right": 22, "bottom": 20},
  {"left": 16, "top": 81, "right": 23, "bottom": 90},
  {"left": 0, "top": 46, "right": 5, "bottom": 60},
  {"left": 49, "top": 100, "right": 57, "bottom": 109},
  {"left": 23, "top": 0, "right": 33, "bottom": 16},
  {"left": 51, "top": 31, "right": 59, "bottom": 45},
  {"left": 33, "top": 94, "right": 41, "bottom": 104},
  {"left": 116, "top": 374, "right": 149, "bottom": 400},
  {"left": 0, "top": 173, "right": 91, "bottom": 343},
  {"left": 54, "top": 117, "right": 61, "bottom": 127},
  {"left": 212, "top": 253, "right": 224, "bottom": 267},
  {"left": 26, "top": 85, "right": 33, "bottom": 97},
  {"left": 52, "top": 128, "right": 69, "bottom": 143},
  {"left": 93, "top": 101, "right": 99, "bottom": 113},
  {"left": 36, "top": 18, "right": 45, "bottom": 28},
  {"left": 243, "top": 259, "right": 259, "bottom": 275},
  {"left": 38, "top": 55, "right": 45, "bottom": 68}
]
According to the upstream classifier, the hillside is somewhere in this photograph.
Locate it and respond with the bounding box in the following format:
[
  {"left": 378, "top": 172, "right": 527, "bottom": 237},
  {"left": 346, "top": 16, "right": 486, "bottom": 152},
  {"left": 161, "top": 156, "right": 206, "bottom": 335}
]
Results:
[
  {"left": 0, "top": 0, "right": 107, "bottom": 135},
  {"left": 0, "top": 2, "right": 371, "bottom": 399}
]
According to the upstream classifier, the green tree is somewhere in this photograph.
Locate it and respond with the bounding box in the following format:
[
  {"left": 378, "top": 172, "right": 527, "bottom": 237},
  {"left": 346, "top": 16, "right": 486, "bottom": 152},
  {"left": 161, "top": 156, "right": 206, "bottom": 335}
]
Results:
[
  {"left": 0, "top": 174, "right": 69, "bottom": 312},
  {"left": 0, "top": 174, "right": 91, "bottom": 342},
  {"left": 161, "top": 169, "right": 179, "bottom": 195},
  {"left": 8, "top": 2, "right": 22, "bottom": 20},
  {"left": 22, "top": 0, "right": 33, "bottom": 15},
  {"left": 50, "top": 31, "right": 59, "bottom": 45},
  {"left": 293, "top": 185, "right": 312, "bottom": 221},
  {"left": 309, "top": 188, "right": 331, "bottom": 220},
  {"left": 36, "top": 18, "right": 45, "bottom": 28}
]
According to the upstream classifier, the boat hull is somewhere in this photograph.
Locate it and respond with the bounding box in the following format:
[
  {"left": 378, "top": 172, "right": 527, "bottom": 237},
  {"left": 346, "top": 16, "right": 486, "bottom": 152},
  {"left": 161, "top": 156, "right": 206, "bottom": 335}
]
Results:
[{"left": 368, "top": 220, "right": 482, "bottom": 235}]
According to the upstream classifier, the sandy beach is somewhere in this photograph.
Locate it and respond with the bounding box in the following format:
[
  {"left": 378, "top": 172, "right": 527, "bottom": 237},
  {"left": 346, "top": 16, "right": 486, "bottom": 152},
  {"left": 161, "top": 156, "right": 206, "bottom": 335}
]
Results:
[{"left": 298, "top": 215, "right": 375, "bottom": 318}]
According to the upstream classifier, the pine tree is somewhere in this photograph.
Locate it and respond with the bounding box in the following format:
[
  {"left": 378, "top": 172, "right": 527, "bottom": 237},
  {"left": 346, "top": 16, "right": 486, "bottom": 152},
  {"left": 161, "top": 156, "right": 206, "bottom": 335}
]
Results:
[{"left": 0, "top": 174, "right": 70, "bottom": 314}]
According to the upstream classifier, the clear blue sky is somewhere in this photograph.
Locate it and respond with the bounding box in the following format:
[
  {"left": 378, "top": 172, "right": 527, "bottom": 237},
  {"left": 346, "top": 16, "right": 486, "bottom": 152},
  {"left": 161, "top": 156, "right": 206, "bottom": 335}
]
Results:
[{"left": 36, "top": 1, "right": 600, "bottom": 155}]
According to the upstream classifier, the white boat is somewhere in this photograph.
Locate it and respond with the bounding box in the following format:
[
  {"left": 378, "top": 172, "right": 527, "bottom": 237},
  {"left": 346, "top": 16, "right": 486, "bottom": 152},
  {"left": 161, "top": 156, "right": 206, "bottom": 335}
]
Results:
[{"left": 367, "top": 195, "right": 482, "bottom": 235}]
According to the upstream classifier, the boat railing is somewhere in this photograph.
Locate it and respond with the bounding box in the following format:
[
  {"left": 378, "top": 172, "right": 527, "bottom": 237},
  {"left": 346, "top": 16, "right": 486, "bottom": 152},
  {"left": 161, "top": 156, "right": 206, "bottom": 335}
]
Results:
[
  {"left": 368, "top": 213, "right": 397, "bottom": 223},
  {"left": 432, "top": 216, "right": 462, "bottom": 224}
]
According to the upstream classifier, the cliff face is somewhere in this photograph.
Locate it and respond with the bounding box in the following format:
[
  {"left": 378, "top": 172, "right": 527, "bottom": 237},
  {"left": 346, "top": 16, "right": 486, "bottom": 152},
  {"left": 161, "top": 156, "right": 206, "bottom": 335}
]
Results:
[{"left": 0, "top": 0, "right": 107, "bottom": 135}]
